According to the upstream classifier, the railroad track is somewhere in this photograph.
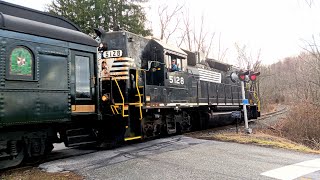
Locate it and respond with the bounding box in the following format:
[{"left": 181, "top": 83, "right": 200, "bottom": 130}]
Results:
[
  {"left": 248, "top": 106, "right": 288, "bottom": 123},
  {"left": 248, "top": 105, "right": 289, "bottom": 131},
  {"left": 1, "top": 106, "right": 289, "bottom": 173},
  {"left": 188, "top": 105, "right": 290, "bottom": 136},
  {"left": 0, "top": 146, "right": 98, "bottom": 173},
  {"left": 257, "top": 106, "right": 288, "bottom": 120}
]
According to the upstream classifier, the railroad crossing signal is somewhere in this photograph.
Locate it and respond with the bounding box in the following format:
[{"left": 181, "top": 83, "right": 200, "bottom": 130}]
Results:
[
  {"left": 230, "top": 70, "right": 260, "bottom": 82},
  {"left": 249, "top": 71, "right": 260, "bottom": 81},
  {"left": 238, "top": 70, "right": 250, "bottom": 81},
  {"left": 229, "top": 70, "right": 260, "bottom": 134}
]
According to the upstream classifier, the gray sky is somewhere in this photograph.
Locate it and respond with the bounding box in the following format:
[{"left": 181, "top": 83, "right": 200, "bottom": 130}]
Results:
[{"left": 3, "top": 0, "right": 320, "bottom": 65}]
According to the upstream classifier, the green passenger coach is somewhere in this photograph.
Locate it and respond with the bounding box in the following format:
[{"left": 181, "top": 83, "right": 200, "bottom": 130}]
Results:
[{"left": 0, "top": 1, "right": 100, "bottom": 169}]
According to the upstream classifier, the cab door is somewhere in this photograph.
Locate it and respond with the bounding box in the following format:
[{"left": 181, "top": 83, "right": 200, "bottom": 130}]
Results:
[{"left": 71, "top": 51, "right": 96, "bottom": 113}]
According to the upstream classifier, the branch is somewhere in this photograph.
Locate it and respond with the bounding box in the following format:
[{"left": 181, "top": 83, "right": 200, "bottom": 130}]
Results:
[
  {"left": 165, "top": 17, "right": 181, "bottom": 43},
  {"left": 205, "top": 32, "right": 215, "bottom": 58},
  {"left": 219, "top": 48, "right": 229, "bottom": 62},
  {"left": 176, "top": 28, "right": 187, "bottom": 47},
  {"left": 157, "top": 2, "right": 184, "bottom": 41}
]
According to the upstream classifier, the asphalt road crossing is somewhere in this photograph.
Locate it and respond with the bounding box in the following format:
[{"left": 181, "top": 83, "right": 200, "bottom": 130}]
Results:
[
  {"left": 261, "top": 158, "right": 320, "bottom": 180},
  {"left": 41, "top": 136, "right": 320, "bottom": 179}
]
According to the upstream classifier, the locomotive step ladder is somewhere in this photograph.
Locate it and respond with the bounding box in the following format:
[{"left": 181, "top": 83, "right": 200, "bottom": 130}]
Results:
[
  {"left": 123, "top": 69, "right": 145, "bottom": 141},
  {"left": 132, "top": 71, "right": 143, "bottom": 120},
  {"left": 113, "top": 78, "right": 128, "bottom": 117}
]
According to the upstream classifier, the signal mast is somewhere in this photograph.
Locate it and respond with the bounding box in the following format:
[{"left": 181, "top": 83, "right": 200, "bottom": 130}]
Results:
[{"left": 230, "top": 70, "right": 260, "bottom": 134}]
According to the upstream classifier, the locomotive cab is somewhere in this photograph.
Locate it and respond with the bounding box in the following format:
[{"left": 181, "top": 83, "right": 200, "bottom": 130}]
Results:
[{"left": 144, "top": 39, "right": 190, "bottom": 105}]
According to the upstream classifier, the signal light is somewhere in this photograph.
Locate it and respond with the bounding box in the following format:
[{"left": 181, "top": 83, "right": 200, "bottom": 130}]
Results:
[
  {"left": 250, "top": 74, "right": 256, "bottom": 81},
  {"left": 230, "top": 70, "right": 260, "bottom": 83},
  {"left": 249, "top": 72, "right": 260, "bottom": 81},
  {"left": 238, "top": 70, "right": 249, "bottom": 81},
  {"left": 239, "top": 74, "right": 246, "bottom": 81}
]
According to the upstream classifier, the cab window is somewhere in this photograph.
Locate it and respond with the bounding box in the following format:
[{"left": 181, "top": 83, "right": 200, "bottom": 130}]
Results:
[{"left": 165, "top": 54, "right": 185, "bottom": 72}]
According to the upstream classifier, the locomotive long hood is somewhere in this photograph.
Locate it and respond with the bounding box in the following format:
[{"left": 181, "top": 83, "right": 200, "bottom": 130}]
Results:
[{"left": 205, "top": 58, "right": 232, "bottom": 72}]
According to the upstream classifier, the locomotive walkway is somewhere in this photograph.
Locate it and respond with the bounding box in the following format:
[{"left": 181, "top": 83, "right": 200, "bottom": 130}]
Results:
[{"left": 40, "top": 135, "right": 320, "bottom": 180}]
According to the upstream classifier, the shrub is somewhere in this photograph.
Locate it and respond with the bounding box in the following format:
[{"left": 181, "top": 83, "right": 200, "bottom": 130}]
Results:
[{"left": 278, "top": 103, "right": 320, "bottom": 150}]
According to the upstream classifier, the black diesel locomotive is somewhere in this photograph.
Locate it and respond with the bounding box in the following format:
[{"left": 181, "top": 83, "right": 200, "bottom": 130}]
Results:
[
  {"left": 0, "top": 2, "right": 260, "bottom": 169},
  {"left": 96, "top": 29, "right": 260, "bottom": 142}
]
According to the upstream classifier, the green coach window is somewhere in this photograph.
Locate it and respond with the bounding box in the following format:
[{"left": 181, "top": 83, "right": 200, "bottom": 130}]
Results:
[
  {"left": 75, "top": 55, "right": 91, "bottom": 99},
  {"left": 9, "top": 46, "right": 33, "bottom": 78}
]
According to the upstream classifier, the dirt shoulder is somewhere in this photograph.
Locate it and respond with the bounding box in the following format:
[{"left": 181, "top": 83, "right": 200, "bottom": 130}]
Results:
[
  {"left": 0, "top": 167, "right": 83, "bottom": 180},
  {"left": 187, "top": 104, "right": 320, "bottom": 154},
  {"left": 187, "top": 128, "right": 320, "bottom": 154}
]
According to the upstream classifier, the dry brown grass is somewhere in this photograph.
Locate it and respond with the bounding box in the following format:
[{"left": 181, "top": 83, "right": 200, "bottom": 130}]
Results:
[
  {"left": 261, "top": 103, "right": 277, "bottom": 115},
  {"left": 188, "top": 102, "right": 320, "bottom": 153},
  {"left": 273, "top": 103, "right": 320, "bottom": 150},
  {"left": 193, "top": 131, "right": 320, "bottom": 154},
  {"left": 0, "top": 167, "right": 83, "bottom": 180}
]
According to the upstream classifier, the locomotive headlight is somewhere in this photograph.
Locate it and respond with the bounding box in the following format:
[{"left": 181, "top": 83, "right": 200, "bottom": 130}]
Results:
[
  {"left": 146, "top": 96, "right": 151, "bottom": 102},
  {"left": 102, "top": 94, "right": 109, "bottom": 101}
]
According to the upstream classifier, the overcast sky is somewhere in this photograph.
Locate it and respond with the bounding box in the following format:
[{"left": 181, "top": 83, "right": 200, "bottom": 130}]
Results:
[{"left": 3, "top": 0, "right": 320, "bottom": 65}]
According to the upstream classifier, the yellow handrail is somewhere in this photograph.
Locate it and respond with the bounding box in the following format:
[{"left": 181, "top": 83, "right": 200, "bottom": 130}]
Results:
[
  {"left": 254, "top": 91, "right": 261, "bottom": 112},
  {"left": 135, "top": 70, "right": 143, "bottom": 120},
  {"left": 110, "top": 105, "right": 115, "bottom": 114},
  {"left": 110, "top": 105, "right": 119, "bottom": 115},
  {"left": 114, "top": 78, "right": 128, "bottom": 117}
]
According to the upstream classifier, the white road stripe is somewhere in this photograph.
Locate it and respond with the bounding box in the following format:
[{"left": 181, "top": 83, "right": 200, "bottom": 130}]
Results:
[{"left": 261, "top": 158, "right": 320, "bottom": 180}]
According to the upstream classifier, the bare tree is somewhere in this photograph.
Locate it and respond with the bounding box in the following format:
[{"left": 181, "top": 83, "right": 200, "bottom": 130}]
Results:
[
  {"left": 235, "top": 43, "right": 261, "bottom": 70},
  {"left": 158, "top": 2, "right": 184, "bottom": 43},
  {"left": 299, "top": 36, "right": 320, "bottom": 104},
  {"left": 304, "top": 0, "right": 314, "bottom": 8},
  {"left": 179, "top": 12, "right": 218, "bottom": 60},
  {"left": 213, "top": 32, "right": 228, "bottom": 62},
  {"left": 179, "top": 9, "right": 193, "bottom": 50},
  {"left": 205, "top": 32, "right": 215, "bottom": 58},
  {"left": 157, "top": 5, "right": 227, "bottom": 62}
]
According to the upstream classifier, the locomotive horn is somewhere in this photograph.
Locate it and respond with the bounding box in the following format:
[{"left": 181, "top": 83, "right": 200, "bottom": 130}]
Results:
[{"left": 94, "top": 27, "right": 106, "bottom": 38}]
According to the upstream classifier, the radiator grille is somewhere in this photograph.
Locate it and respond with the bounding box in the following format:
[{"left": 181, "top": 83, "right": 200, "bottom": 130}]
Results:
[{"left": 198, "top": 68, "right": 221, "bottom": 83}]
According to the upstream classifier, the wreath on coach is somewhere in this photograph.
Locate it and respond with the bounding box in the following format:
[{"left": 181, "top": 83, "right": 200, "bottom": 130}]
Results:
[{"left": 9, "top": 46, "right": 33, "bottom": 76}]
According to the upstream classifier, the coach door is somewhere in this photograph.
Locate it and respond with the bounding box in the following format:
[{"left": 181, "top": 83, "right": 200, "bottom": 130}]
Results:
[{"left": 71, "top": 51, "right": 96, "bottom": 113}]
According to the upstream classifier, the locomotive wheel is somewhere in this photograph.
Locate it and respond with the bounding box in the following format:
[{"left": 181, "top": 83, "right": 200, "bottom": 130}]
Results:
[
  {"left": 45, "top": 142, "right": 54, "bottom": 154},
  {"left": 24, "top": 140, "right": 53, "bottom": 165},
  {"left": 176, "top": 122, "right": 182, "bottom": 135},
  {"left": 0, "top": 141, "right": 25, "bottom": 170}
]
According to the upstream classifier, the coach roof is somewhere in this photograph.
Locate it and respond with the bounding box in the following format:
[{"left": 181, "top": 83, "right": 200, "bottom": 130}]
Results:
[
  {"left": 0, "top": 1, "right": 80, "bottom": 31},
  {"left": 0, "top": 13, "right": 97, "bottom": 47}
]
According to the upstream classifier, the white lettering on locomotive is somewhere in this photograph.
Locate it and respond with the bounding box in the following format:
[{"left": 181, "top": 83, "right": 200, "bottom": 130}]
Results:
[
  {"left": 102, "top": 50, "right": 123, "bottom": 58},
  {"left": 169, "top": 76, "right": 184, "bottom": 85}
]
